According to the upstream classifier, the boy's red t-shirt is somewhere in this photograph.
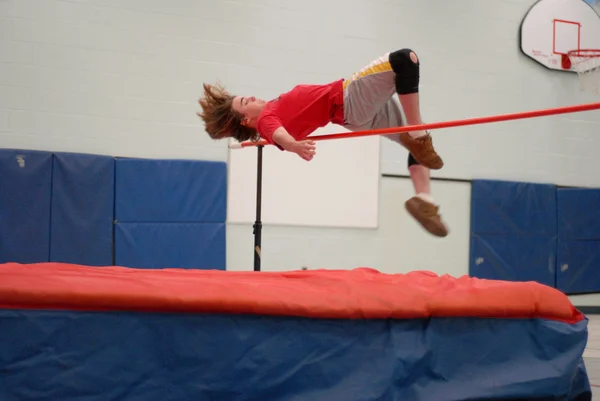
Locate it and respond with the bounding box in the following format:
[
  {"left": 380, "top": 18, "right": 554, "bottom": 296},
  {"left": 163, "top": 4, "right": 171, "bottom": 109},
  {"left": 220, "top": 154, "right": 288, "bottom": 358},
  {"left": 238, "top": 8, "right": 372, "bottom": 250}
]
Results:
[{"left": 256, "top": 79, "right": 345, "bottom": 150}]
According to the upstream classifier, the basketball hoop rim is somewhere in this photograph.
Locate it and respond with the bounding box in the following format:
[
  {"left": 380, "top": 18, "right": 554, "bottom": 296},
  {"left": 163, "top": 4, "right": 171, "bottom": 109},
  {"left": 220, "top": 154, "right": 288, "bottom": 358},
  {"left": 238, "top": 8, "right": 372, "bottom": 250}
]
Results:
[
  {"left": 568, "top": 49, "right": 600, "bottom": 58},
  {"left": 566, "top": 49, "right": 600, "bottom": 95}
]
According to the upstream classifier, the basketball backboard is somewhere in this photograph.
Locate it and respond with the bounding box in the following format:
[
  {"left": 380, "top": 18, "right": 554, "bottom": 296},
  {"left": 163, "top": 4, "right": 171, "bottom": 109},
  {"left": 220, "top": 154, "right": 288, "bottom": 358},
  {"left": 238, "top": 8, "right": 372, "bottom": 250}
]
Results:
[{"left": 520, "top": 0, "right": 600, "bottom": 72}]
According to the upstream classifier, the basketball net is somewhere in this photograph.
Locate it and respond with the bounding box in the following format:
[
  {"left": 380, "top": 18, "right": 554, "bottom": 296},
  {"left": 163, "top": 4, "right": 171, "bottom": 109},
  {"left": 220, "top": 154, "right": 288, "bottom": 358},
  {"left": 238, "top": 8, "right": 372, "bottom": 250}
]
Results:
[{"left": 564, "top": 49, "right": 600, "bottom": 95}]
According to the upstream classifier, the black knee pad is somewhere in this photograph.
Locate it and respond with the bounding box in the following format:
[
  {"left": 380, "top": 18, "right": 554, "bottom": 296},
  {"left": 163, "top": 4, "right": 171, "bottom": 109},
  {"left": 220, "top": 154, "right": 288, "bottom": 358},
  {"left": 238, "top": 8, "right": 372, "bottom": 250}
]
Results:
[
  {"left": 389, "top": 48, "right": 419, "bottom": 95},
  {"left": 408, "top": 153, "right": 420, "bottom": 167}
]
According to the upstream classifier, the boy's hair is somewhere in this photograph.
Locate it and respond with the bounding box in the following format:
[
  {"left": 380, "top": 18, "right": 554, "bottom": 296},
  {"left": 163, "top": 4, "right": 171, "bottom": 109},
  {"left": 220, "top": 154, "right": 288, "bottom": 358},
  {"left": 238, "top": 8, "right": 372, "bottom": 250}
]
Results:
[{"left": 197, "top": 83, "right": 260, "bottom": 143}]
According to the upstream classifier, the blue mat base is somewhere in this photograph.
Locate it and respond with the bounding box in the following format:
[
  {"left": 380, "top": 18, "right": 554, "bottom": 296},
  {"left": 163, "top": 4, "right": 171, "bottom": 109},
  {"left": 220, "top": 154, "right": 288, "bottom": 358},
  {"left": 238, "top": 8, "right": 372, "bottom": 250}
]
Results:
[{"left": 0, "top": 310, "right": 590, "bottom": 401}]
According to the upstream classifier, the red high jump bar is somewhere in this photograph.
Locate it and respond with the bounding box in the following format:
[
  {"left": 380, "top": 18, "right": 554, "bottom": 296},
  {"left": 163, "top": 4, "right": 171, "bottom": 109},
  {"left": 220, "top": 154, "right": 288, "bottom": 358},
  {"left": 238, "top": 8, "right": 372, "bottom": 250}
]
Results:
[{"left": 229, "top": 101, "right": 600, "bottom": 148}]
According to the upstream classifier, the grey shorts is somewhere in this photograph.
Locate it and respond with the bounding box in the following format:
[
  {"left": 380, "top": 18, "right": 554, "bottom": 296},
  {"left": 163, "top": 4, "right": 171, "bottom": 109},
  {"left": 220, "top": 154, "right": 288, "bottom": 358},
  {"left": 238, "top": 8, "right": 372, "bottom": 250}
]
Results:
[{"left": 342, "top": 52, "right": 405, "bottom": 145}]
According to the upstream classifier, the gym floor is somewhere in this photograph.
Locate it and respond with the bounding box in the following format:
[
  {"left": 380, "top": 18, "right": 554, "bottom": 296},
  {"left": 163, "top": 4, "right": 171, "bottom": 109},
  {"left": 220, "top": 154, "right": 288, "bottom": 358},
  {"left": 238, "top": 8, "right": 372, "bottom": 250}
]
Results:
[{"left": 584, "top": 314, "right": 600, "bottom": 397}]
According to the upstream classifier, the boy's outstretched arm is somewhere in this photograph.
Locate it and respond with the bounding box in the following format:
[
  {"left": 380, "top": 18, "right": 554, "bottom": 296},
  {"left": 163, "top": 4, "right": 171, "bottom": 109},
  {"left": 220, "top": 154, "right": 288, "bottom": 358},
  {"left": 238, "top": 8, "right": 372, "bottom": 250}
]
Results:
[{"left": 273, "top": 127, "right": 316, "bottom": 161}]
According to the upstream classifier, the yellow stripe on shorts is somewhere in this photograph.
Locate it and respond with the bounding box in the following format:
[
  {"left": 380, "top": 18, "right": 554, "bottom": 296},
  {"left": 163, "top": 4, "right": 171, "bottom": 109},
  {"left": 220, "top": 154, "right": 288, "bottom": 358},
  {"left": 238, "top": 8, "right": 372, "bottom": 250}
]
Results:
[{"left": 343, "top": 60, "right": 392, "bottom": 90}]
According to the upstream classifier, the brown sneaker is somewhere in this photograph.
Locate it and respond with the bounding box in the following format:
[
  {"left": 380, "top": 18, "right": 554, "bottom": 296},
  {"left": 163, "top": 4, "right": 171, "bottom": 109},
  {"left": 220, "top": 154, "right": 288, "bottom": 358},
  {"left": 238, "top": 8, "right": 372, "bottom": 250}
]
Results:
[
  {"left": 398, "top": 132, "right": 444, "bottom": 170},
  {"left": 405, "top": 196, "right": 449, "bottom": 237}
]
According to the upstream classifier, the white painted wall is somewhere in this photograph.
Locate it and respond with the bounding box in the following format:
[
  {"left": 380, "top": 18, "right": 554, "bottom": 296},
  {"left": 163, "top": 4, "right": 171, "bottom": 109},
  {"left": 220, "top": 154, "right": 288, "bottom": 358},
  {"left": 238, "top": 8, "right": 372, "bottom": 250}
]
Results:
[
  {"left": 571, "top": 293, "right": 600, "bottom": 308},
  {"left": 1, "top": 0, "right": 599, "bottom": 300}
]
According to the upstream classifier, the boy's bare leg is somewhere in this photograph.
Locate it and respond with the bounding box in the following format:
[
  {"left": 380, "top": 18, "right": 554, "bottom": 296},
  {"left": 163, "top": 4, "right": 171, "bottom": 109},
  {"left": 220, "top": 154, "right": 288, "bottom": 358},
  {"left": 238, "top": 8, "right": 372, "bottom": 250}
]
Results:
[{"left": 408, "top": 164, "right": 430, "bottom": 197}]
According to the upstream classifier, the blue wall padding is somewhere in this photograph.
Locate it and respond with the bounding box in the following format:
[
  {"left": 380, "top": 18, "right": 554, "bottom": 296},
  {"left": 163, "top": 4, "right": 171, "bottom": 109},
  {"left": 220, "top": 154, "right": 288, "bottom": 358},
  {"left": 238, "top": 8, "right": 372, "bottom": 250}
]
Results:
[
  {"left": 114, "top": 223, "right": 226, "bottom": 269},
  {"left": 557, "top": 240, "right": 600, "bottom": 294},
  {"left": 50, "top": 152, "right": 115, "bottom": 266},
  {"left": 469, "top": 180, "right": 557, "bottom": 285},
  {"left": 557, "top": 188, "right": 600, "bottom": 241},
  {"left": 0, "top": 310, "right": 590, "bottom": 401},
  {"left": 0, "top": 149, "right": 53, "bottom": 263},
  {"left": 556, "top": 188, "right": 600, "bottom": 294},
  {"left": 470, "top": 180, "right": 557, "bottom": 236},
  {"left": 470, "top": 235, "right": 556, "bottom": 287},
  {"left": 114, "top": 158, "right": 227, "bottom": 222},
  {"left": 1, "top": 149, "right": 226, "bottom": 269}
]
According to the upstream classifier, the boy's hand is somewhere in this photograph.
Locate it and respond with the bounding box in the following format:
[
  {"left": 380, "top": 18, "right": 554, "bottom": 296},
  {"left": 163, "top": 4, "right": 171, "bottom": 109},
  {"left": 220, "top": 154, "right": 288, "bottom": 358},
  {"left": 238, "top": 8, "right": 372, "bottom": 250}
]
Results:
[
  {"left": 291, "top": 140, "right": 316, "bottom": 161},
  {"left": 272, "top": 128, "right": 316, "bottom": 161}
]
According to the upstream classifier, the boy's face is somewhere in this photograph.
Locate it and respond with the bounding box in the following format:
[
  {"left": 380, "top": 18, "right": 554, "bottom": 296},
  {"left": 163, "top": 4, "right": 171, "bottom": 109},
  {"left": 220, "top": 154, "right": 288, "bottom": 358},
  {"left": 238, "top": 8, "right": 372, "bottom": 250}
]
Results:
[{"left": 232, "top": 96, "right": 266, "bottom": 127}]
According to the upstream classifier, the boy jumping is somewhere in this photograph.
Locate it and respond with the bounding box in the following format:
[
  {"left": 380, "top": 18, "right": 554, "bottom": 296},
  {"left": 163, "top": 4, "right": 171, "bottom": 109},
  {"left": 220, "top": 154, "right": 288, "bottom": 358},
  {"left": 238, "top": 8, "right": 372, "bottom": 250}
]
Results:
[{"left": 198, "top": 49, "right": 448, "bottom": 237}]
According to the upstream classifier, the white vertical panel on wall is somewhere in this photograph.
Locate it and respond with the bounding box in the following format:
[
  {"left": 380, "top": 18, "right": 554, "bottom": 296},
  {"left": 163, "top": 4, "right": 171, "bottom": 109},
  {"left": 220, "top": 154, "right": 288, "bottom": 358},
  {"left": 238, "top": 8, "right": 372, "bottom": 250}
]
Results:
[{"left": 227, "top": 132, "right": 380, "bottom": 228}]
